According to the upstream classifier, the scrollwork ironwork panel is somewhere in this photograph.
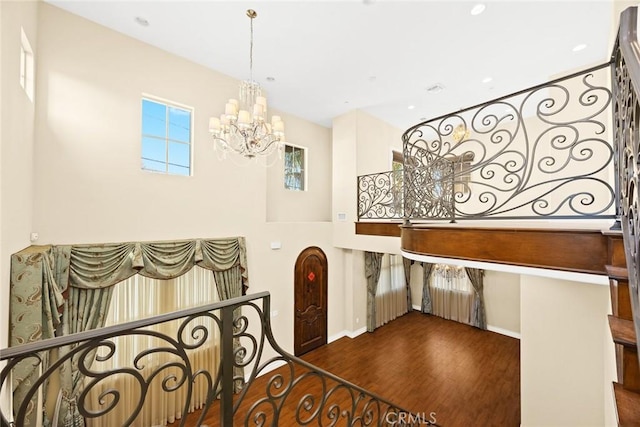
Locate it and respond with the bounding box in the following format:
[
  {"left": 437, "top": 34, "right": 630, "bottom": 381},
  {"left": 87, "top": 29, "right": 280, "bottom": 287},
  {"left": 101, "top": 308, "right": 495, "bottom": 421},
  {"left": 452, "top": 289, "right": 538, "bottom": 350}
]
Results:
[
  {"left": 1, "top": 292, "right": 426, "bottom": 426},
  {"left": 614, "top": 6, "right": 640, "bottom": 384},
  {"left": 403, "top": 63, "right": 615, "bottom": 220},
  {"left": 358, "top": 170, "right": 404, "bottom": 220}
]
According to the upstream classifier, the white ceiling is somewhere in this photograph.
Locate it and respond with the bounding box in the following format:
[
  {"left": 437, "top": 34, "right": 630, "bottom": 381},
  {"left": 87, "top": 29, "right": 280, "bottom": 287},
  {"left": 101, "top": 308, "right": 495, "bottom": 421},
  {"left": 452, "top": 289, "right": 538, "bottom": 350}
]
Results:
[{"left": 45, "top": 0, "right": 627, "bottom": 130}]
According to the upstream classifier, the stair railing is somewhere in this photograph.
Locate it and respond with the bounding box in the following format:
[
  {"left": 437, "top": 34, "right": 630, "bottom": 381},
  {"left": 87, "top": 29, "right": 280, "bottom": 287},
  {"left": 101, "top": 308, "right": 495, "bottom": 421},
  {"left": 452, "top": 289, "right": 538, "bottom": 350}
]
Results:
[
  {"left": 612, "top": 5, "right": 640, "bottom": 379},
  {"left": 0, "top": 292, "right": 426, "bottom": 426}
]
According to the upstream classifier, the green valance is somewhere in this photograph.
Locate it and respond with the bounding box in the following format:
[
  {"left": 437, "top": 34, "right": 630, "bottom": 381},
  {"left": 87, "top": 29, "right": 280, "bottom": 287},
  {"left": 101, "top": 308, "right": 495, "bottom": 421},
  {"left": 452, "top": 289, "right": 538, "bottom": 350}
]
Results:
[{"left": 8, "top": 237, "right": 248, "bottom": 426}]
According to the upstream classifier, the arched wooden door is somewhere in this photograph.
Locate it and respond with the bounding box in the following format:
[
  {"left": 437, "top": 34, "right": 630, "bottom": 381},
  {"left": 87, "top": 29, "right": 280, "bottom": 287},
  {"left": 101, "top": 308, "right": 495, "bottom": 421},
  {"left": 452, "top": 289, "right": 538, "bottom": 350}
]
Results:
[{"left": 294, "top": 246, "right": 328, "bottom": 356}]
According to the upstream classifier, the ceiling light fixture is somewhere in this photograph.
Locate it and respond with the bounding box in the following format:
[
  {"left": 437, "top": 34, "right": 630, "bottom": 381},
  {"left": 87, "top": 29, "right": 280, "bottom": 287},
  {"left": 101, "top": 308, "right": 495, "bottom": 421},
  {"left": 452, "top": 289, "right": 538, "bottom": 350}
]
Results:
[
  {"left": 134, "top": 16, "right": 149, "bottom": 27},
  {"left": 208, "top": 9, "right": 284, "bottom": 160},
  {"left": 572, "top": 43, "right": 587, "bottom": 52},
  {"left": 482, "top": 77, "right": 493, "bottom": 83},
  {"left": 408, "top": 105, "right": 415, "bottom": 110},
  {"left": 470, "top": 4, "right": 486, "bottom": 16},
  {"left": 453, "top": 124, "right": 470, "bottom": 143},
  {"left": 426, "top": 83, "right": 444, "bottom": 93}
]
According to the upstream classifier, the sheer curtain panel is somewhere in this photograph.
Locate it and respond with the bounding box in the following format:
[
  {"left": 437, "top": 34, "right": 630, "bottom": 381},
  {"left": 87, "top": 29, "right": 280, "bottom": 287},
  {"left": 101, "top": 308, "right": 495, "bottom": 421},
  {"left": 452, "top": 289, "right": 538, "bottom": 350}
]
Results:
[
  {"left": 430, "top": 264, "right": 473, "bottom": 325},
  {"left": 375, "top": 254, "right": 408, "bottom": 328},
  {"left": 85, "top": 267, "right": 219, "bottom": 427}
]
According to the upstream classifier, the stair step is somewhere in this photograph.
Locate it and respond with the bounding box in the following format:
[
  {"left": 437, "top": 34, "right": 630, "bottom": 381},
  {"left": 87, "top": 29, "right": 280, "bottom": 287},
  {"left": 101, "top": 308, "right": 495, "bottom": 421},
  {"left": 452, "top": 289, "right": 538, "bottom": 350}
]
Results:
[
  {"left": 609, "top": 315, "right": 637, "bottom": 348},
  {"left": 613, "top": 382, "right": 640, "bottom": 426},
  {"left": 607, "top": 265, "right": 629, "bottom": 280}
]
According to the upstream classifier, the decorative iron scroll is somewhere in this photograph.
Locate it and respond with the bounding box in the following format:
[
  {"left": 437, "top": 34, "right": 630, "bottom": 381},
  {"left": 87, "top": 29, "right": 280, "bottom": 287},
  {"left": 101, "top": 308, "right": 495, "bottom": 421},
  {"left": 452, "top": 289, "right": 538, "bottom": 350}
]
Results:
[
  {"left": 614, "top": 6, "right": 640, "bottom": 379},
  {"left": 0, "top": 292, "right": 426, "bottom": 426},
  {"left": 402, "top": 63, "right": 615, "bottom": 221},
  {"left": 358, "top": 170, "right": 404, "bottom": 219},
  {"left": 403, "top": 155, "right": 455, "bottom": 221}
]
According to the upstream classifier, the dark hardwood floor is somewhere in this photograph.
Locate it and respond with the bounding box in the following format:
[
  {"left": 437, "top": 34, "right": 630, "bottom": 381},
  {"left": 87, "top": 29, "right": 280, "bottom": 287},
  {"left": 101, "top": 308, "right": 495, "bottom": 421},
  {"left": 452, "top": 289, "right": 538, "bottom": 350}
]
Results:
[{"left": 180, "top": 310, "right": 520, "bottom": 427}]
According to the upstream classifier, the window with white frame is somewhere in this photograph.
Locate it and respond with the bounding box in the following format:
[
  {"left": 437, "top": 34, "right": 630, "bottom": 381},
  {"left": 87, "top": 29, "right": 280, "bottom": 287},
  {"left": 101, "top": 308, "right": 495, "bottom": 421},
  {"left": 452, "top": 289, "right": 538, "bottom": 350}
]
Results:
[
  {"left": 141, "top": 97, "right": 192, "bottom": 176},
  {"left": 284, "top": 144, "right": 306, "bottom": 191},
  {"left": 20, "top": 28, "right": 34, "bottom": 102}
]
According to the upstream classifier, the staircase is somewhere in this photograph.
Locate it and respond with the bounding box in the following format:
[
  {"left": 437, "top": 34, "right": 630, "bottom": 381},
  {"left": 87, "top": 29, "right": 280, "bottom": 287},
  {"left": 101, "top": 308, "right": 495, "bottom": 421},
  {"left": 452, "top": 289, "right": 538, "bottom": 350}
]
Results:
[{"left": 603, "top": 232, "right": 640, "bottom": 425}]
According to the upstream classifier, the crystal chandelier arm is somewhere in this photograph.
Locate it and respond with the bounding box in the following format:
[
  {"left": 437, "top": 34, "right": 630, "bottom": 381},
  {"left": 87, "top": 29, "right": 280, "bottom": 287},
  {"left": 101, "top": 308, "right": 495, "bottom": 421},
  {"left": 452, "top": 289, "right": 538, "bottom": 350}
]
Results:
[{"left": 208, "top": 8, "right": 285, "bottom": 162}]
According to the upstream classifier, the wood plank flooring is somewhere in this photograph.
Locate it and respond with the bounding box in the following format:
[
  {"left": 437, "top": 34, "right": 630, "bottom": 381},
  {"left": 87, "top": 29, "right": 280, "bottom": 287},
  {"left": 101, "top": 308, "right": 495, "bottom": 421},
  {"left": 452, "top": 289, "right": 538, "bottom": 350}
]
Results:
[{"left": 178, "top": 310, "right": 520, "bottom": 427}]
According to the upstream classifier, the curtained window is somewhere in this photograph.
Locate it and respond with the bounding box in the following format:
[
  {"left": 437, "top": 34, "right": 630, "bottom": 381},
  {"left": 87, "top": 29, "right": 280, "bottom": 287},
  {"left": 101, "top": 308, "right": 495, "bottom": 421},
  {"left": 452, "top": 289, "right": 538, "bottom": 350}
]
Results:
[
  {"left": 375, "top": 254, "right": 408, "bottom": 328},
  {"left": 429, "top": 264, "right": 473, "bottom": 325},
  {"left": 85, "top": 266, "right": 219, "bottom": 427},
  {"left": 9, "top": 237, "right": 248, "bottom": 427}
]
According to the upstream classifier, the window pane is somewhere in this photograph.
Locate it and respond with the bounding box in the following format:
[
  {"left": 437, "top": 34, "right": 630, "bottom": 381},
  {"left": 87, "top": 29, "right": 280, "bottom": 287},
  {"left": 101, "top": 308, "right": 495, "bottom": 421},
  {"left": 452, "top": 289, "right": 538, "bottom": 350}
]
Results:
[
  {"left": 284, "top": 145, "right": 305, "bottom": 191},
  {"left": 142, "top": 99, "right": 167, "bottom": 137},
  {"left": 168, "top": 107, "right": 191, "bottom": 142},
  {"left": 168, "top": 164, "right": 190, "bottom": 176},
  {"left": 142, "top": 137, "right": 166, "bottom": 163},
  {"left": 142, "top": 158, "right": 166, "bottom": 173},
  {"left": 168, "top": 141, "right": 190, "bottom": 168}
]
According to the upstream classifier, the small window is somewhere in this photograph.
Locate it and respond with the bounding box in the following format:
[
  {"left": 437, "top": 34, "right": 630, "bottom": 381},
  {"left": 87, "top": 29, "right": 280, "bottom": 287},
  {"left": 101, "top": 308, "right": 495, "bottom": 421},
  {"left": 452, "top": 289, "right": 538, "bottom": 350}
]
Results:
[
  {"left": 284, "top": 144, "right": 306, "bottom": 191},
  {"left": 141, "top": 97, "right": 192, "bottom": 176},
  {"left": 20, "top": 28, "right": 34, "bottom": 102}
]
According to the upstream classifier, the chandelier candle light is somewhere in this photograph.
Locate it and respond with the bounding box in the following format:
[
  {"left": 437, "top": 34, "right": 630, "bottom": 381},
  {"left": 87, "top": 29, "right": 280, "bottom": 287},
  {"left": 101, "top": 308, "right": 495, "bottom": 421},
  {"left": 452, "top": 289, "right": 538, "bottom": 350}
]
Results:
[{"left": 209, "top": 9, "right": 285, "bottom": 159}]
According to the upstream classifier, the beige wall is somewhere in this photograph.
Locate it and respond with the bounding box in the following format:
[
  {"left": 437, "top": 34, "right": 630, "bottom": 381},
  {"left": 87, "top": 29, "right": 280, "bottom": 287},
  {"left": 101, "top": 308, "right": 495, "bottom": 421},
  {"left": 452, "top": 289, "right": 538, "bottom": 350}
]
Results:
[
  {"left": 26, "top": 3, "right": 340, "bottom": 359},
  {"left": 332, "top": 109, "right": 405, "bottom": 252},
  {"left": 1, "top": 0, "right": 38, "bottom": 350},
  {"left": 484, "top": 270, "right": 520, "bottom": 334},
  {"left": 520, "top": 275, "right": 614, "bottom": 426},
  {"left": 266, "top": 111, "right": 332, "bottom": 222}
]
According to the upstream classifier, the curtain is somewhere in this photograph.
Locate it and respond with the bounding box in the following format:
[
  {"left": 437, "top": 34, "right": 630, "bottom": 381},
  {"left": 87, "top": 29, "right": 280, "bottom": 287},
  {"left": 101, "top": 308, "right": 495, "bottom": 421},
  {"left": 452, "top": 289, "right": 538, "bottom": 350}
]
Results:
[
  {"left": 364, "top": 252, "right": 383, "bottom": 332},
  {"left": 84, "top": 267, "right": 218, "bottom": 427},
  {"left": 9, "top": 237, "right": 248, "bottom": 427},
  {"left": 402, "top": 257, "right": 412, "bottom": 310},
  {"left": 430, "top": 264, "right": 472, "bottom": 325},
  {"left": 465, "top": 267, "right": 487, "bottom": 329},
  {"left": 213, "top": 265, "right": 245, "bottom": 393},
  {"left": 375, "top": 254, "right": 408, "bottom": 328},
  {"left": 421, "top": 262, "right": 435, "bottom": 314}
]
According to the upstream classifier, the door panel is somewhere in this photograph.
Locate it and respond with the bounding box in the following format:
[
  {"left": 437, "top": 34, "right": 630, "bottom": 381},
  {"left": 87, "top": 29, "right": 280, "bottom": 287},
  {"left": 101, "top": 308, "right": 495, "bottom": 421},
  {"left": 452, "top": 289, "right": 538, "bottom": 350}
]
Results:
[{"left": 294, "top": 247, "right": 328, "bottom": 356}]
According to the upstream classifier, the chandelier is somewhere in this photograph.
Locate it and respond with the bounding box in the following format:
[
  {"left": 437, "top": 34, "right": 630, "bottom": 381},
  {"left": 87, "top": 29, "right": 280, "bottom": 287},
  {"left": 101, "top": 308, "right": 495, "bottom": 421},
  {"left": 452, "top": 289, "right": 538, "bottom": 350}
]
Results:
[
  {"left": 208, "top": 9, "right": 285, "bottom": 159},
  {"left": 452, "top": 124, "right": 469, "bottom": 143}
]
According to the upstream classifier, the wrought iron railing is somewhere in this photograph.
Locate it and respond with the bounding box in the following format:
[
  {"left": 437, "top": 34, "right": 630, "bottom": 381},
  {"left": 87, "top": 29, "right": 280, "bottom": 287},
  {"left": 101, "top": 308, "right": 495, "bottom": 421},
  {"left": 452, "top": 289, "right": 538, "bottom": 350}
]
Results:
[
  {"left": 613, "top": 6, "right": 640, "bottom": 381},
  {"left": 357, "top": 170, "right": 404, "bottom": 220},
  {"left": 0, "top": 292, "right": 424, "bottom": 426},
  {"left": 358, "top": 61, "right": 617, "bottom": 222},
  {"left": 402, "top": 62, "right": 615, "bottom": 221}
]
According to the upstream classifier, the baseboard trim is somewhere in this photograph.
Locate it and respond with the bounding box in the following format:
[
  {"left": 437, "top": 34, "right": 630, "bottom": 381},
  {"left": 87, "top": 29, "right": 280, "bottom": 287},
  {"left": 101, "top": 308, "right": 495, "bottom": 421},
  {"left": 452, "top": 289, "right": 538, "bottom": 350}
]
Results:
[
  {"left": 329, "top": 326, "right": 367, "bottom": 343},
  {"left": 328, "top": 331, "right": 348, "bottom": 343},
  {"left": 487, "top": 325, "right": 521, "bottom": 340},
  {"left": 348, "top": 327, "right": 367, "bottom": 338}
]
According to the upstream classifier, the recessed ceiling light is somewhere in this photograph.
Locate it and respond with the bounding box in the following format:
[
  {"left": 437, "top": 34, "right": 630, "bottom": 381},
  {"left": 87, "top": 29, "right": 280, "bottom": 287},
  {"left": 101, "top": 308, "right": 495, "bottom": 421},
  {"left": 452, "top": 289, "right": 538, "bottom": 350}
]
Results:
[
  {"left": 471, "top": 4, "right": 486, "bottom": 16},
  {"left": 426, "top": 83, "right": 444, "bottom": 93},
  {"left": 266, "top": 76, "right": 276, "bottom": 82},
  {"left": 134, "top": 16, "right": 149, "bottom": 27},
  {"left": 572, "top": 43, "right": 587, "bottom": 52},
  {"left": 408, "top": 105, "right": 415, "bottom": 110},
  {"left": 482, "top": 77, "right": 493, "bottom": 84}
]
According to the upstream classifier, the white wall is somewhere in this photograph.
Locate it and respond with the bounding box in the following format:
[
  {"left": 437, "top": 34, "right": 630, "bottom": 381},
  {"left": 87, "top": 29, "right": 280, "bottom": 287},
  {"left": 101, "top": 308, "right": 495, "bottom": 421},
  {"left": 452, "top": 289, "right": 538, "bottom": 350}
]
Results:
[{"left": 520, "top": 275, "right": 615, "bottom": 426}]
